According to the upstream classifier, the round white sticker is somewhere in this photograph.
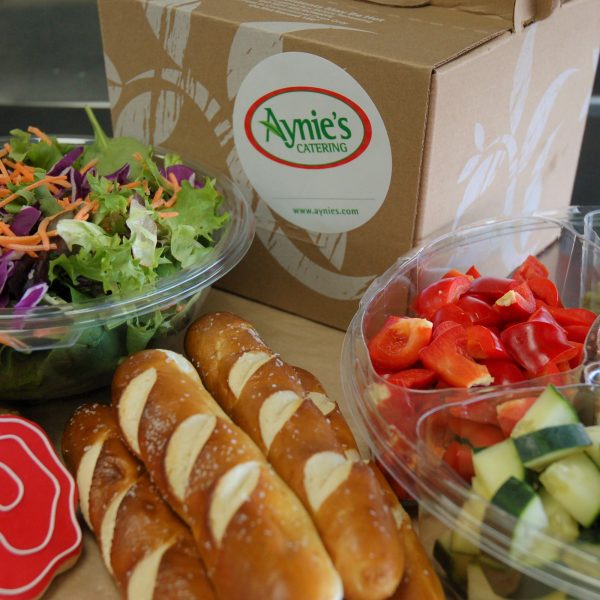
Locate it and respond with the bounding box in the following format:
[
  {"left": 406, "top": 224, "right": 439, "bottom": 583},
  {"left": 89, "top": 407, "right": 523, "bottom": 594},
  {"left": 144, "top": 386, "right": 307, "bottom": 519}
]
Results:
[{"left": 233, "top": 52, "right": 392, "bottom": 234}]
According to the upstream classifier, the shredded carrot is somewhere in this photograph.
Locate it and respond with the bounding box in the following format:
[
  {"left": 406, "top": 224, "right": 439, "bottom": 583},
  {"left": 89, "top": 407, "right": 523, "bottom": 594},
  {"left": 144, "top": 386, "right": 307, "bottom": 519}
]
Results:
[
  {"left": 5, "top": 243, "right": 57, "bottom": 252},
  {"left": 27, "top": 126, "right": 52, "bottom": 145},
  {"left": 0, "top": 147, "right": 8, "bottom": 159},
  {"left": 0, "top": 175, "right": 73, "bottom": 210},
  {"left": 121, "top": 181, "right": 142, "bottom": 190},
  {"left": 74, "top": 203, "right": 93, "bottom": 221},
  {"left": 0, "top": 234, "right": 43, "bottom": 246},
  {"left": 0, "top": 160, "right": 9, "bottom": 180},
  {"left": 157, "top": 211, "right": 179, "bottom": 219},
  {"left": 0, "top": 222, "right": 15, "bottom": 236},
  {"left": 79, "top": 158, "right": 98, "bottom": 175},
  {"left": 151, "top": 186, "right": 164, "bottom": 208},
  {"left": 0, "top": 333, "right": 29, "bottom": 351}
]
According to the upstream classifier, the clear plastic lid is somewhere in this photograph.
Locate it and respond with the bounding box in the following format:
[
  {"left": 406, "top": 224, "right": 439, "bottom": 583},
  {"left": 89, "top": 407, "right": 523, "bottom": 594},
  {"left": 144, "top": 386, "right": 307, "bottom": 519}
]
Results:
[
  {"left": 341, "top": 207, "right": 600, "bottom": 599},
  {"left": 0, "top": 137, "right": 255, "bottom": 351}
]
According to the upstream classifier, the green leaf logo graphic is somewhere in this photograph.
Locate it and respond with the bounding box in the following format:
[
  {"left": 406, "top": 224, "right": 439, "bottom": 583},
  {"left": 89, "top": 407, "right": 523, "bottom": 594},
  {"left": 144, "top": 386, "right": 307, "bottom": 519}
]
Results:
[{"left": 260, "top": 120, "right": 285, "bottom": 140}]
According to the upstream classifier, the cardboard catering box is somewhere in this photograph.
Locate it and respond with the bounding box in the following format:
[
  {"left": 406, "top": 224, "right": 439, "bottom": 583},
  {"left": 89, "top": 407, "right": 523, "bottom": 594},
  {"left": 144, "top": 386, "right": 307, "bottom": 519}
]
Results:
[{"left": 97, "top": 0, "right": 600, "bottom": 329}]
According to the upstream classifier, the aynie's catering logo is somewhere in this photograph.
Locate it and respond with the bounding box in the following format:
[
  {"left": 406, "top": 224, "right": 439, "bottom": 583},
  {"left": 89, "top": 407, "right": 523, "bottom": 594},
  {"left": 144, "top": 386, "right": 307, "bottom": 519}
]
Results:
[{"left": 244, "top": 86, "right": 372, "bottom": 169}]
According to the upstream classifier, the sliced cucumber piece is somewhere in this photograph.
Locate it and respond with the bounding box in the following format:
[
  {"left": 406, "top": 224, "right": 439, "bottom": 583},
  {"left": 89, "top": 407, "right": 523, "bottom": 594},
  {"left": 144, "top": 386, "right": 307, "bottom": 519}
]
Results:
[
  {"left": 539, "top": 489, "right": 579, "bottom": 544},
  {"left": 473, "top": 438, "right": 524, "bottom": 498},
  {"left": 560, "top": 531, "right": 600, "bottom": 579},
  {"left": 433, "top": 529, "right": 471, "bottom": 588},
  {"left": 511, "top": 385, "right": 578, "bottom": 438},
  {"left": 468, "top": 561, "right": 566, "bottom": 600},
  {"left": 540, "top": 453, "right": 600, "bottom": 527},
  {"left": 584, "top": 425, "right": 600, "bottom": 467},
  {"left": 450, "top": 496, "right": 487, "bottom": 555},
  {"left": 471, "top": 475, "right": 493, "bottom": 500},
  {"left": 513, "top": 424, "right": 591, "bottom": 471},
  {"left": 491, "top": 477, "right": 549, "bottom": 563},
  {"left": 467, "top": 563, "right": 504, "bottom": 600}
]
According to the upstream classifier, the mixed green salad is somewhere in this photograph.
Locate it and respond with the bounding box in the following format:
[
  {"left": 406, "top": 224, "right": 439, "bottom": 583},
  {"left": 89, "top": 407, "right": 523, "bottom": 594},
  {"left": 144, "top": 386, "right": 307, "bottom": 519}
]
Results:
[{"left": 0, "top": 109, "right": 229, "bottom": 399}]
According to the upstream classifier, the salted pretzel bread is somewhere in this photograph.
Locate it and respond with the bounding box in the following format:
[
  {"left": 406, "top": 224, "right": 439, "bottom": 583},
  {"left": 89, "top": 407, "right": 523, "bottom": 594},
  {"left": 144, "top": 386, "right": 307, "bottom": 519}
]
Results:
[{"left": 111, "top": 349, "right": 342, "bottom": 600}]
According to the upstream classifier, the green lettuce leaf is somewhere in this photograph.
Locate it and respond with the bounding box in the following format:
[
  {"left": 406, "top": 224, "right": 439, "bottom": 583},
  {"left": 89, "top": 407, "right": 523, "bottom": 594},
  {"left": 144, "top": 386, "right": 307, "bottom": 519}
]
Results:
[
  {"left": 161, "top": 178, "right": 228, "bottom": 268},
  {"left": 81, "top": 107, "right": 149, "bottom": 178}
]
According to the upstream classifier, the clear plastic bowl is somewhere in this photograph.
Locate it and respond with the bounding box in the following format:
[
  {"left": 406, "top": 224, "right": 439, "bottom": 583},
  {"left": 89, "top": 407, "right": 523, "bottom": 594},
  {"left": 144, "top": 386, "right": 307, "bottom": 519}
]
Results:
[
  {"left": 0, "top": 137, "right": 254, "bottom": 401},
  {"left": 341, "top": 207, "right": 600, "bottom": 599}
]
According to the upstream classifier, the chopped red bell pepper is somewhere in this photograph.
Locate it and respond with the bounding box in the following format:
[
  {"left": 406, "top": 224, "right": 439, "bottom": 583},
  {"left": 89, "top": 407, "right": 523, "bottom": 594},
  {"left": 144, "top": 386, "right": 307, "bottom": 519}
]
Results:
[
  {"left": 466, "top": 265, "right": 481, "bottom": 279},
  {"left": 564, "top": 325, "right": 590, "bottom": 343},
  {"left": 528, "top": 305, "right": 564, "bottom": 329},
  {"left": 501, "top": 320, "right": 579, "bottom": 375},
  {"left": 494, "top": 281, "right": 536, "bottom": 321},
  {"left": 443, "top": 440, "right": 474, "bottom": 481},
  {"left": 457, "top": 294, "right": 503, "bottom": 327},
  {"left": 527, "top": 276, "right": 561, "bottom": 307},
  {"left": 465, "top": 325, "right": 509, "bottom": 360},
  {"left": 568, "top": 341, "right": 584, "bottom": 369},
  {"left": 468, "top": 276, "right": 513, "bottom": 300},
  {"left": 448, "top": 416, "right": 505, "bottom": 448},
  {"left": 385, "top": 368, "right": 437, "bottom": 389},
  {"left": 418, "top": 325, "right": 493, "bottom": 388},
  {"left": 368, "top": 316, "right": 433, "bottom": 371},
  {"left": 496, "top": 397, "right": 537, "bottom": 436},
  {"left": 432, "top": 320, "right": 464, "bottom": 339},
  {"left": 414, "top": 275, "right": 471, "bottom": 320},
  {"left": 442, "top": 268, "right": 467, "bottom": 279},
  {"left": 372, "top": 382, "right": 417, "bottom": 439},
  {"left": 482, "top": 359, "right": 525, "bottom": 385},
  {"left": 513, "top": 255, "right": 549, "bottom": 281},
  {"left": 546, "top": 306, "right": 597, "bottom": 328},
  {"left": 448, "top": 398, "right": 500, "bottom": 424},
  {"left": 432, "top": 303, "right": 472, "bottom": 328}
]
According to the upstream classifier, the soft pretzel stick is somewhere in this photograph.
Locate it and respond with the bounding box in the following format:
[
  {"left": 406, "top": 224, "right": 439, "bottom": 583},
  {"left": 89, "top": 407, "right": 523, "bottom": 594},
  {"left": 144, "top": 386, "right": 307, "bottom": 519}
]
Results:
[
  {"left": 61, "top": 403, "right": 216, "bottom": 600},
  {"left": 111, "top": 349, "right": 343, "bottom": 600},
  {"left": 295, "top": 367, "right": 445, "bottom": 600},
  {"left": 185, "top": 312, "right": 405, "bottom": 600}
]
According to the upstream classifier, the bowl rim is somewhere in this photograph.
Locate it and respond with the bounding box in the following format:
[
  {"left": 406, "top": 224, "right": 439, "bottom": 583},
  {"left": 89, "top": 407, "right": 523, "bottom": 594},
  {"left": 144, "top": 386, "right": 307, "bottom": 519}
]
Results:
[{"left": 0, "top": 135, "right": 255, "bottom": 334}]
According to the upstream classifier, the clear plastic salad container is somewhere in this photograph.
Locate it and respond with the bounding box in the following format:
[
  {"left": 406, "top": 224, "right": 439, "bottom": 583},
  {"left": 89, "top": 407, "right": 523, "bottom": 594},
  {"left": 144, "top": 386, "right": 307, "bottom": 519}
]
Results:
[
  {"left": 0, "top": 136, "right": 254, "bottom": 402},
  {"left": 341, "top": 207, "right": 600, "bottom": 599}
]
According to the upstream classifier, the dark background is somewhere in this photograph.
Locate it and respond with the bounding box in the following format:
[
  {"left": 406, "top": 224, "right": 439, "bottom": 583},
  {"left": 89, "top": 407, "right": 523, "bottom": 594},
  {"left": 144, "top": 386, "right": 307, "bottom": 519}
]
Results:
[{"left": 1, "top": 0, "right": 598, "bottom": 205}]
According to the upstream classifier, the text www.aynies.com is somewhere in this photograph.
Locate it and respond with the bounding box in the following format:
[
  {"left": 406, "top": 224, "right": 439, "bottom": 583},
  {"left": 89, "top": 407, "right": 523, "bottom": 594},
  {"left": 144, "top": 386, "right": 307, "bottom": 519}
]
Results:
[{"left": 292, "top": 207, "right": 359, "bottom": 216}]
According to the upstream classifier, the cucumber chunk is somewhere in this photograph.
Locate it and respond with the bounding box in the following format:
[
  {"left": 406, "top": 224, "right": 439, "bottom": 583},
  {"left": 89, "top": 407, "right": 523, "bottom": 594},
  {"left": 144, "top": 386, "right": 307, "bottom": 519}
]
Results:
[
  {"left": 513, "top": 424, "right": 591, "bottom": 471},
  {"left": 584, "top": 425, "right": 600, "bottom": 467},
  {"left": 560, "top": 530, "right": 600, "bottom": 579},
  {"left": 466, "top": 564, "right": 566, "bottom": 600},
  {"left": 450, "top": 496, "right": 487, "bottom": 555},
  {"left": 539, "top": 453, "right": 600, "bottom": 527},
  {"left": 433, "top": 530, "right": 471, "bottom": 588},
  {"left": 491, "top": 477, "right": 549, "bottom": 563},
  {"left": 473, "top": 438, "right": 524, "bottom": 498},
  {"left": 511, "top": 385, "right": 578, "bottom": 438},
  {"left": 539, "top": 489, "right": 579, "bottom": 544}
]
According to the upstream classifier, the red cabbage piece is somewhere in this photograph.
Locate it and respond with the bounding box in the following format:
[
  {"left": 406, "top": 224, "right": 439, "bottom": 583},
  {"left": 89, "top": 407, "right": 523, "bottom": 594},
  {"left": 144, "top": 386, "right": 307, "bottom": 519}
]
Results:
[
  {"left": 161, "top": 165, "right": 204, "bottom": 188},
  {"left": 0, "top": 256, "right": 14, "bottom": 296},
  {"left": 14, "top": 282, "right": 48, "bottom": 309},
  {"left": 47, "top": 146, "right": 84, "bottom": 176},
  {"left": 106, "top": 164, "right": 130, "bottom": 185},
  {"left": 11, "top": 206, "right": 41, "bottom": 236}
]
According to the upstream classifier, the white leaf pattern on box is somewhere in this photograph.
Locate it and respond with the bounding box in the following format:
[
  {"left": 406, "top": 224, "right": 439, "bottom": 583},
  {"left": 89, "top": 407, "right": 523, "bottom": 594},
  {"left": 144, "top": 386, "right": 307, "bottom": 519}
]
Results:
[
  {"left": 518, "top": 67, "right": 577, "bottom": 173},
  {"left": 454, "top": 19, "right": 585, "bottom": 248},
  {"left": 143, "top": 0, "right": 201, "bottom": 67},
  {"left": 580, "top": 47, "right": 600, "bottom": 121},
  {"left": 509, "top": 25, "right": 535, "bottom": 135},
  {"left": 226, "top": 22, "right": 361, "bottom": 101},
  {"left": 474, "top": 122, "right": 485, "bottom": 151},
  {"left": 103, "top": 53, "right": 122, "bottom": 107},
  {"left": 113, "top": 68, "right": 230, "bottom": 152},
  {"left": 457, "top": 154, "right": 481, "bottom": 184}
]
